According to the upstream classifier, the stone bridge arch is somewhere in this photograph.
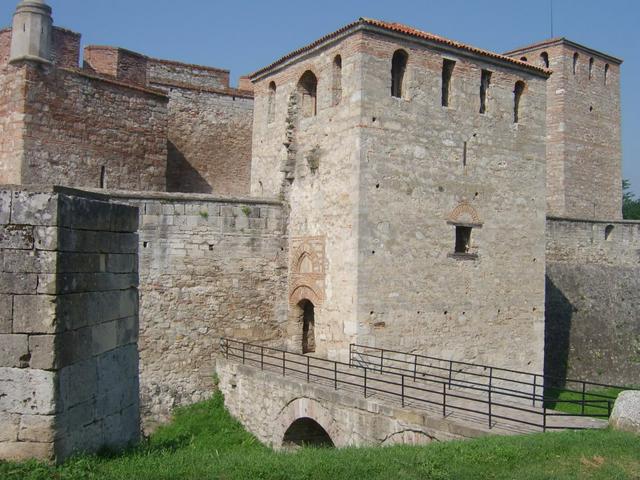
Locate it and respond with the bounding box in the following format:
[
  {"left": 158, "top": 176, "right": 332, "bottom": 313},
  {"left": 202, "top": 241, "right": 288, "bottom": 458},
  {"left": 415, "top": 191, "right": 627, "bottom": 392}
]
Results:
[{"left": 272, "top": 397, "right": 345, "bottom": 448}]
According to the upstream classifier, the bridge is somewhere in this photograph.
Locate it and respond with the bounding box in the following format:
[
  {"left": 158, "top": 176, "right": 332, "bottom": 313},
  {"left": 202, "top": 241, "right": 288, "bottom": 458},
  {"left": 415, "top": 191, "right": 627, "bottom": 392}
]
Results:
[{"left": 216, "top": 339, "right": 613, "bottom": 448}]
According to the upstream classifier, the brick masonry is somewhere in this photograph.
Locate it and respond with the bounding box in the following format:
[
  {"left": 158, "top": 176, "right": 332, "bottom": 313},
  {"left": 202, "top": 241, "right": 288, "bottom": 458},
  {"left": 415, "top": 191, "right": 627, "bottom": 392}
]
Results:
[
  {"left": 147, "top": 58, "right": 230, "bottom": 91},
  {"left": 0, "top": 23, "right": 254, "bottom": 197},
  {"left": 0, "top": 4, "right": 636, "bottom": 458},
  {"left": 545, "top": 218, "right": 640, "bottom": 386},
  {"left": 101, "top": 190, "right": 288, "bottom": 430},
  {"left": 19, "top": 63, "right": 168, "bottom": 191},
  {"left": 506, "top": 40, "right": 622, "bottom": 220},
  {"left": 82, "top": 44, "right": 255, "bottom": 195},
  {"left": 0, "top": 186, "right": 140, "bottom": 463},
  {"left": 162, "top": 87, "right": 253, "bottom": 196}
]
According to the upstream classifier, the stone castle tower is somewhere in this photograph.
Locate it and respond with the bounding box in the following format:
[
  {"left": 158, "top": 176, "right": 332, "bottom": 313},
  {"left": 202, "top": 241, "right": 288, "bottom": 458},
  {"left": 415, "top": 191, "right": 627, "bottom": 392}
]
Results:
[
  {"left": 505, "top": 39, "right": 623, "bottom": 220},
  {"left": 9, "top": 0, "right": 52, "bottom": 63}
]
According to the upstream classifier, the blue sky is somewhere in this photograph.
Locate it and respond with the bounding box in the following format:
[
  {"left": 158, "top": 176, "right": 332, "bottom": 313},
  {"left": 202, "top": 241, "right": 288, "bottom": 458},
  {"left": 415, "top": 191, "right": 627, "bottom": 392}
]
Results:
[{"left": 2, "top": 1, "right": 638, "bottom": 195}]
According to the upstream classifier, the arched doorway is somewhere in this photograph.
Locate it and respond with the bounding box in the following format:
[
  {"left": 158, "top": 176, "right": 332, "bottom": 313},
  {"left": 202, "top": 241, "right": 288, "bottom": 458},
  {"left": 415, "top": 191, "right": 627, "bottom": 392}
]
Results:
[
  {"left": 299, "top": 299, "right": 315, "bottom": 354},
  {"left": 283, "top": 417, "right": 334, "bottom": 448}
]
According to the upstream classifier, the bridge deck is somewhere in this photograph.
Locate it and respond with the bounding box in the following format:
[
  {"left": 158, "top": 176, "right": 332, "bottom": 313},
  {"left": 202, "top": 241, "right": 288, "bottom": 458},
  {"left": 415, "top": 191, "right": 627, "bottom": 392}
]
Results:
[{"left": 227, "top": 347, "right": 607, "bottom": 437}]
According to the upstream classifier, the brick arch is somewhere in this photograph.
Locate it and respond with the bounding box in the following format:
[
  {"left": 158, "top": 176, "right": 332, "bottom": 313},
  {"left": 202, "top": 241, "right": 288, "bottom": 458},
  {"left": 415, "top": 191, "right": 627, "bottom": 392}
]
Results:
[
  {"left": 289, "top": 283, "right": 321, "bottom": 306},
  {"left": 447, "top": 201, "right": 482, "bottom": 225},
  {"left": 381, "top": 429, "right": 436, "bottom": 446},
  {"left": 291, "top": 244, "right": 322, "bottom": 274},
  {"left": 273, "top": 397, "right": 345, "bottom": 448}
]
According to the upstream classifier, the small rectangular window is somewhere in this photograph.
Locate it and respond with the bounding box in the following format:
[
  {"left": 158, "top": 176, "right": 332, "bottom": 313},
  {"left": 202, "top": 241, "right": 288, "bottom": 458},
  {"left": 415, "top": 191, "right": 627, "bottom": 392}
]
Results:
[
  {"left": 442, "top": 59, "right": 455, "bottom": 107},
  {"left": 479, "top": 70, "right": 492, "bottom": 114},
  {"left": 100, "top": 166, "right": 107, "bottom": 189},
  {"left": 455, "top": 226, "right": 472, "bottom": 254}
]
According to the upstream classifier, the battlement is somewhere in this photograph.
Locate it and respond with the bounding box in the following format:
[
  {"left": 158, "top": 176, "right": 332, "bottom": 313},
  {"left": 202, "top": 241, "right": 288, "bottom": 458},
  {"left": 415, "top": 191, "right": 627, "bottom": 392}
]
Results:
[
  {"left": 0, "top": 25, "right": 80, "bottom": 67},
  {"left": 505, "top": 37, "right": 622, "bottom": 68},
  {"left": 51, "top": 27, "right": 81, "bottom": 68},
  {"left": 84, "top": 45, "right": 148, "bottom": 86},
  {"left": 82, "top": 44, "right": 253, "bottom": 95},
  {"left": 147, "top": 57, "right": 230, "bottom": 90}
]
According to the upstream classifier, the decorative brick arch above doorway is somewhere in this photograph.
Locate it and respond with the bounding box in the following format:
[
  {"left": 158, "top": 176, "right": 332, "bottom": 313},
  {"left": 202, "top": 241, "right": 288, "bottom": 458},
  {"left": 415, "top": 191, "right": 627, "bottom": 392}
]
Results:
[{"left": 289, "top": 236, "right": 325, "bottom": 305}]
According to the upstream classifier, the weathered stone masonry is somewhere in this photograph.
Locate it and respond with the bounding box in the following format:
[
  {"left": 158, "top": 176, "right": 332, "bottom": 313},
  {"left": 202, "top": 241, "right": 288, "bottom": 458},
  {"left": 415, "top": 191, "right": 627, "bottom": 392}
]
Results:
[
  {"left": 161, "top": 86, "right": 253, "bottom": 196},
  {"left": 545, "top": 218, "right": 640, "bottom": 386},
  {"left": 0, "top": 186, "right": 140, "bottom": 462},
  {"left": 0, "top": 2, "right": 636, "bottom": 461},
  {"left": 101, "top": 191, "right": 289, "bottom": 429},
  {"left": 251, "top": 20, "right": 549, "bottom": 374},
  {"left": 217, "top": 357, "right": 480, "bottom": 449}
]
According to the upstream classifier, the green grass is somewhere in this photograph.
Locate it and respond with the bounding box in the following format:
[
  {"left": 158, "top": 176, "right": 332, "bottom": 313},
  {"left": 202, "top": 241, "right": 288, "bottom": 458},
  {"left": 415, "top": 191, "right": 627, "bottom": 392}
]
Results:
[
  {"left": 1, "top": 391, "right": 639, "bottom": 480},
  {"left": 545, "top": 387, "right": 626, "bottom": 417}
]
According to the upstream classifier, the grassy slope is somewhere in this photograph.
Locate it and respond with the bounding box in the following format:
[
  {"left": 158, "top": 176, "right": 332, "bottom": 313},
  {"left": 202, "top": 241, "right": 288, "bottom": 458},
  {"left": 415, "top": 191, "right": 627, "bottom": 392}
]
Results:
[
  {"left": 1, "top": 392, "right": 639, "bottom": 480},
  {"left": 546, "top": 387, "right": 625, "bottom": 416}
]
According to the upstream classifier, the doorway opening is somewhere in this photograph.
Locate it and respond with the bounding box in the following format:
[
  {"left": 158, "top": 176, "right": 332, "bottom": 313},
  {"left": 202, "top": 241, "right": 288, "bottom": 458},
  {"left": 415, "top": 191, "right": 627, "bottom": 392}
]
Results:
[{"left": 299, "top": 299, "right": 315, "bottom": 354}]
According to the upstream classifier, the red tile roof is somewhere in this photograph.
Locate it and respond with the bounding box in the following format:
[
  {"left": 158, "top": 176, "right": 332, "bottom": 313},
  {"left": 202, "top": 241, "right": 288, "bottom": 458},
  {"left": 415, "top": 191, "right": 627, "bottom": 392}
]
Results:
[
  {"left": 250, "top": 17, "right": 551, "bottom": 79},
  {"left": 504, "top": 37, "right": 623, "bottom": 65}
]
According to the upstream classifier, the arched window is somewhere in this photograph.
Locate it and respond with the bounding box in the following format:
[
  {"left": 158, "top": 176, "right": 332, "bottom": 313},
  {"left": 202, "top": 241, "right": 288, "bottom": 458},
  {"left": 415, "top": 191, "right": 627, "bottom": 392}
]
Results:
[
  {"left": 604, "top": 64, "right": 610, "bottom": 85},
  {"left": 573, "top": 52, "right": 579, "bottom": 75},
  {"left": 391, "top": 49, "right": 408, "bottom": 98},
  {"left": 605, "top": 225, "right": 614, "bottom": 241},
  {"left": 540, "top": 52, "right": 549, "bottom": 68},
  {"left": 589, "top": 57, "right": 594, "bottom": 80},
  {"left": 332, "top": 55, "right": 342, "bottom": 106},
  {"left": 520, "top": 56, "right": 528, "bottom": 62},
  {"left": 514, "top": 81, "right": 525, "bottom": 124},
  {"left": 267, "top": 81, "right": 276, "bottom": 124},
  {"left": 297, "top": 71, "right": 318, "bottom": 118}
]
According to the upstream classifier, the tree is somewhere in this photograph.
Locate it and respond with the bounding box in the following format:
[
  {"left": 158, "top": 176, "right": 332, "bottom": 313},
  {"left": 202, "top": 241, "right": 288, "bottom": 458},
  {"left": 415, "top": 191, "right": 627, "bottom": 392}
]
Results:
[{"left": 622, "top": 179, "right": 640, "bottom": 220}]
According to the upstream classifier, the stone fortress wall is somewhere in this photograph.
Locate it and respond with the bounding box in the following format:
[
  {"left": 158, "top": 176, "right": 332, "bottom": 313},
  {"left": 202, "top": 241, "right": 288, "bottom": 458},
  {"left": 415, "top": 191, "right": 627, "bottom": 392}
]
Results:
[
  {"left": 355, "top": 28, "right": 547, "bottom": 372},
  {"left": 545, "top": 218, "right": 640, "bottom": 386},
  {"left": 0, "top": 28, "right": 170, "bottom": 191},
  {"left": 251, "top": 32, "right": 364, "bottom": 360},
  {"left": 99, "top": 190, "right": 289, "bottom": 429},
  {"left": 0, "top": 186, "right": 140, "bottom": 462},
  {"left": 83, "top": 45, "right": 255, "bottom": 196},
  {"left": 0, "top": 23, "right": 254, "bottom": 195}
]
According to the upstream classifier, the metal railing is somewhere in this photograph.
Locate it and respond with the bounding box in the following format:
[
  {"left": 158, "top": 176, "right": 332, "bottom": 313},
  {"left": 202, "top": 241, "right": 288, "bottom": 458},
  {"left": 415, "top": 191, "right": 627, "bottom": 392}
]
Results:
[
  {"left": 349, "top": 344, "right": 627, "bottom": 418},
  {"left": 220, "top": 339, "right": 626, "bottom": 433}
]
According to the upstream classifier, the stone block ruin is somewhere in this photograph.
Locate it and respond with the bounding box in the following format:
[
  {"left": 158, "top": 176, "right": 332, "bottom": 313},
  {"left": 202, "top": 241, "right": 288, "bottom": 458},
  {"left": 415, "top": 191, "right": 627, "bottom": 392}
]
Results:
[{"left": 0, "top": 186, "right": 139, "bottom": 460}]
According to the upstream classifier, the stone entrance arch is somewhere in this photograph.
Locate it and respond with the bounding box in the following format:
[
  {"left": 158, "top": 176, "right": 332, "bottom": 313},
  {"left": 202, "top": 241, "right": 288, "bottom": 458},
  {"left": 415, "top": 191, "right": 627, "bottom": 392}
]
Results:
[
  {"left": 274, "top": 397, "right": 344, "bottom": 448},
  {"left": 283, "top": 417, "right": 334, "bottom": 448},
  {"left": 288, "top": 236, "right": 325, "bottom": 353}
]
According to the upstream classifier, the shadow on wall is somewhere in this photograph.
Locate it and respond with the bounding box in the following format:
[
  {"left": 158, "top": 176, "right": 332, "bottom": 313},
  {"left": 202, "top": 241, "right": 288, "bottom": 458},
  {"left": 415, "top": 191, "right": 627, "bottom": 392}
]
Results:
[
  {"left": 544, "top": 275, "right": 574, "bottom": 386},
  {"left": 166, "top": 141, "right": 213, "bottom": 194}
]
